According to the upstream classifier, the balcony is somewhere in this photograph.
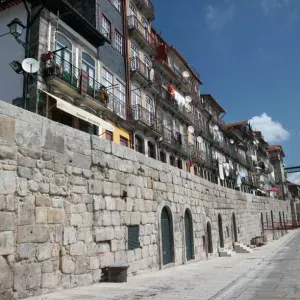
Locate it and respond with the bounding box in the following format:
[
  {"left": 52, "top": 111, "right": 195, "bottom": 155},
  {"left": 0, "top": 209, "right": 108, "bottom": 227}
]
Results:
[
  {"left": 129, "top": 104, "right": 162, "bottom": 135},
  {"left": 128, "top": 15, "right": 156, "bottom": 54},
  {"left": 44, "top": 55, "right": 128, "bottom": 120},
  {"left": 133, "top": 0, "right": 155, "bottom": 21},
  {"left": 188, "top": 144, "right": 208, "bottom": 165},
  {"left": 159, "top": 91, "right": 193, "bottom": 125},
  {"left": 130, "top": 57, "right": 152, "bottom": 86},
  {"left": 158, "top": 126, "right": 189, "bottom": 156}
]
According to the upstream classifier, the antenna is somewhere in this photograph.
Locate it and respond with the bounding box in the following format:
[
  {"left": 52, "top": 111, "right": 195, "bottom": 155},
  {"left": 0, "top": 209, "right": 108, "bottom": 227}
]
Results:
[
  {"left": 149, "top": 68, "right": 154, "bottom": 82},
  {"left": 22, "top": 58, "right": 39, "bottom": 73}
]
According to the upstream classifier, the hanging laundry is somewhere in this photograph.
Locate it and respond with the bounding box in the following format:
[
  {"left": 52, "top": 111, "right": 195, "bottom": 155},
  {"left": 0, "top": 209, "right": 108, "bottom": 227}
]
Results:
[
  {"left": 223, "top": 163, "right": 230, "bottom": 177},
  {"left": 219, "top": 162, "right": 225, "bottom": 181},
  {"left": 235, "top": 171, "right": 242, "bottom": 188},
  {"left": 168, "top": 85, "right": 175, "bottom": 98},
  {"left": 174, "top": 90, "right": 186, "bottom": 106}
]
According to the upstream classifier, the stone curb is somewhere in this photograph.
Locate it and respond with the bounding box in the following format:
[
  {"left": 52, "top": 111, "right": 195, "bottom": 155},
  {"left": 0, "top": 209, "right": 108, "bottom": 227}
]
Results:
[{"left": 207, "top": 230, "right": 300, "bottom": 300}]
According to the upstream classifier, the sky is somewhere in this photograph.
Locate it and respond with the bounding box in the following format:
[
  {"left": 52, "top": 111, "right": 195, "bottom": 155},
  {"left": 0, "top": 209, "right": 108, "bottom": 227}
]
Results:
[{"left": 152, "top": 0, "right": 300, "bottom": 183}]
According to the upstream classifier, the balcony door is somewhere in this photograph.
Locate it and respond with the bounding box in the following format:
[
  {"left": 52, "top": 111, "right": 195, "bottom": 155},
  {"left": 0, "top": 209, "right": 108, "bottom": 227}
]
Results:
[
  {"left": 131, "top": 42, "right": 139, "bottom": 70},
  {"left": 132, "top": 86, "right": 141, "bottom": 120},
  {"left": 114, "top": 80, "right": 126, "bottom": 118},
  {"left": 55, "top": 33, "right": 72, "bottom": 78},
  {"left": 82, "top": 52, "right": 95, "bottom": 97},
  {"left": 102, "top": 68, "right": 113, "bottom": 108},
  {"left": 146, "top": 96, "right": 154, "bottom": 125}
]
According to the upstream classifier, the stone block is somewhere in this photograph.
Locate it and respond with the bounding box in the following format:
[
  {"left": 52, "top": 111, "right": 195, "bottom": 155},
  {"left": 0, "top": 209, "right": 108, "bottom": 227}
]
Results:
[
  {"left": 18, "top": 196, "right": 35, "bottom": 225},
  {"left": 62, "top": 256, "right": 75, "bottom": 274},
  {"left": 0, "top": 256, "right": 13, "bottom": 290},
  {"left": 70, "top": 214, "right": 82, "bottom": 226},
  {"left": 102, "top": 211, "right": 112, "bottom": 226},
  {"left": 105, "top": 196, "right": 116, "bottom": 210},
  {"left": 14, "top": 262, "right": 41, "bottom": 291},
  {"left": 82, "top": 194, "right": 93, "bottom": 204},
  {"left": 39, "top": 183, "right": 50, "bottom": 194},
  {"left": 97, "top": 242, "right": 110, "bottom": 253},
  {"left": 120, "top": 211, "right": 130, "bottom": 225},
  {"left": 103, "top": 182, "right": 113, "bottom": 196},
  {"left": 89, "top": 257, "right": 100, "bottom": 270},
  {"left": 6, "top": 194, "right": 15, "bottom": 211},
  {"left": 131, "top": 212, "right": 141, "bottom": 225},
  {"left": 64, "top": 227, "right": 77, "bottom": 245},
  {"left": 0, "top": 231, "right": 14, "bottom": 255},
  {"left": 17, "top": 225, "right": 50, "bottom": 243},
  {"left": 72, "top": 185, "right": 87, "bottom": 194},
  {"left": 52, "top": 198, "right": 64, "bottom": 208},
  {"left": 95, "top": 227, "right": 114, "bottom": 242},
  {"left": 48, "top": 208, "right": 65, "bottom": 224},
  {"left": 91, "top": 135, "right": 111, "bottom": 152},
  {"left": 76, "top": 203, "right": 86, "bottom": 213},
  {"left": 17, "top": 166, "right": 33, "bottom": 180},
  {"left": 28, "top": 180, "right": 39, "bottom": 192},
  {"left": 82, "top": 212, "right": 93, "bottom": 227},
  {"left": 16, "top": 177, "right": 27, "bottom": 196},
  {"left": 75, "top": 256, "right": 87, "bottom": 274},
  {"left": 37, "top": 242, "right": 51, "bottom": 261},
  {"left": 0, "top": 171, "right": 16, "bottom": 195},
  {"left": 36, "top": 196, "right": 52, "bottom": 207},
  {"left": 36, "top": 207, "right": 47, "bottom": 224},
  {"left": 70, "top": 241, "right": 85, "bottom": 256},
  {"left": 71, "top": 274, "right": 92, "bottom": 287},
  {"left": 94, "top": 195, "right": 104, "bottom": 211},
  {"left": 0, "top": 115, "right": 15, "bottom": 145},
  {"left": 0, "top": 212, "right": 14, "bottom": 231},
  {"left": 99, "top": 252, "right": 114, "bottom": 267},
  {"left": 0, "top": 145, "right": 17, "bottom": 160},
  {"left": 0, "top": 194, "right": 6, "bottom": 210},
  {"left": 42, "top": 261, "right": 53, "bottom": 273},
  {"left": 92, "top": 269, "right": 102, "bottom": 283},
  {"left": 0, "top": 290, "right": 13, "bottom": 300},
  {"left": 41, "top": 272, "right": 61, "bottom": 289},
  {"left": 77, "top": 228, "right": 93, "bottom": 243},
  {"left": 112, "top": 211, "right": 121, "bottom": 226}
]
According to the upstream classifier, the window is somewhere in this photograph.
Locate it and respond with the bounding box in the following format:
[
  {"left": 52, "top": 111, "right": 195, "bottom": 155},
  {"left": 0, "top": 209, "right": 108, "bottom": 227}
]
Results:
[
  {"left": 106, "top": 130, "right": 113, "bottom": 141},
  {"left": 132, "top": 85, "right": 141, "bottom": 119},
  {"left": 55, "top": 33, "right": 73, "bottom": 76},
  {"left": 115, "top": 31, "right": 123, "bottom": 54},
  {"left": 82, "top": 52, "right": 95, "bottom": 96},
  {"left": 129, "top": 2, "right": 136, "bottom": 16},
  {"left": 135, "top": 135, "right": 144, "bottom": 154},
  {"left": 170, "top": 156, "right": 175, "bottom": 167},
  {"left": 114, "top": 80, "right": 126, "bottom": 118},
  {"left": 146, "top": 95, "right": 153, "bottom": 124},
  {"left": 102, "top": 68, "right": 113, "bottom": 88},
  {"left": 128, "top": 226, "right": 140, "bottom": 250},
  {"left": 148, "top": 142, "right": 156, "bottom": 159},
  {"left": 160, "top": 151, "right": 166, "bottom": 163},
  {"left": 102, "top": 16, "right": 111, "bottom": 39},
  {"left": 130, "top": 42, "right": 139, "bottom": 70},
  {"left": 113, "top": 0, "right": 121, "bottom": 12},
  {"left": 144, "top": 55, "right": 151, "bottom": 68},
  {"left": 120, "top": 136, "right": 128, "bottom": 147}
]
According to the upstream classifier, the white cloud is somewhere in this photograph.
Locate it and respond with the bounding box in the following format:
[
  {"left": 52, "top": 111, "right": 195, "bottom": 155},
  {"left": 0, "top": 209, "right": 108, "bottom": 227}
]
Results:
[
  {"left": 205, "top": 2, "right": 235, "bottom": 30},
  {"left": 261, "top": 0, "right": 289, "bottom": 15},
  {"left": 288, "top": 173, "right": 300, "bottom": 184},
  {"left": 249, "top": 113, "right": 290, "bottom": 143}
]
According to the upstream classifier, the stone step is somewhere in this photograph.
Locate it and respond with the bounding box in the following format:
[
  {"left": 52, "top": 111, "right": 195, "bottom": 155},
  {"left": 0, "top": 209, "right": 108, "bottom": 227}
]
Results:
[
  {"left": 219, "top": 248, "right": 236, "bottom": 257},
  {"left": 234, "top": 243, "right": 253, "bottom": 253}
]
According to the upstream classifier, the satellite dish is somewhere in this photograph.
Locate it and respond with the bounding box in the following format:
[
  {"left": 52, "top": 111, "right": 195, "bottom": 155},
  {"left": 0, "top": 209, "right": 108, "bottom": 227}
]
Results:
[
  {"left": 149, "top": 68, "right": 155, "bottom": 82},
  {"left": 197, "top": 136, "right": 202, "bottom": 143},
  {"left": 182, "top": 71, "right": 190, "bottom": 79},
  {"left": 230, "top": 139, "right": 234, "bottom": 144},
  {"left": 22, "top": 58, "right": 39, "bottom": 73},
  {"left": 213, "top": 125, "right": 219, "bottom": 131},
  {"left": 158, "top": 137, "right": 163, "bottom": 142},
  {"left": 185, "top": 95, "right": 192, "bottom": 103},
  {"left": 188, "top": 126, "right": 195, "bottom": 134}
]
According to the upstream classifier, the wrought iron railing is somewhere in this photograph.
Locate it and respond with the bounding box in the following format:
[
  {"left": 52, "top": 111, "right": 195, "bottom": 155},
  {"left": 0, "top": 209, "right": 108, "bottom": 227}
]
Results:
[
  {"left": 128, "top": 15, "right": 156, "bottom": 49},
  {"left": 129, "top": 104, "right": 162, "bottom": 130},
  {"left": 135, "top": 0, "right": 154, "bottom": 17},
  {"left": 158, "top": 126, "right": 188, "bottom": 153},
  {"left": 130, "top": 57, "right": 151, "bottom": 80}
]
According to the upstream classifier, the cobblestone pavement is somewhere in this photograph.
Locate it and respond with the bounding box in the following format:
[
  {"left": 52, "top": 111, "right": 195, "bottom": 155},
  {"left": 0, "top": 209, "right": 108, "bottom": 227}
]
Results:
[
  {"left": 26, "top": 231, "right": 299, "bottom": 300},
  {"left": 221, "top": 230, "right": 300, "bottom": 300}
]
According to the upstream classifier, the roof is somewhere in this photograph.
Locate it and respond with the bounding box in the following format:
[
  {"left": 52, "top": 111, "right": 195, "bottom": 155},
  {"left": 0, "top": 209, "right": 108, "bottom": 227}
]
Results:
[
  {"left": 223, "top": 120, "right": 248, "bottom": 129},
  {"left": 202, "top": 94, "right": 226, "bottom": 113},
  {"left": 152, "top": 27, "right": 203, "bottom": 85},
  {"left": 268, "top": 145, "right": 285, "bottom": 157}
]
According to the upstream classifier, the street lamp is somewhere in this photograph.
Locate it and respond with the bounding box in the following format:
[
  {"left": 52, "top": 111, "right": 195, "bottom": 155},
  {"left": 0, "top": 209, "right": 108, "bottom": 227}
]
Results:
[{"left": 7, "top": 18, "right": 26, "bottom": 39}]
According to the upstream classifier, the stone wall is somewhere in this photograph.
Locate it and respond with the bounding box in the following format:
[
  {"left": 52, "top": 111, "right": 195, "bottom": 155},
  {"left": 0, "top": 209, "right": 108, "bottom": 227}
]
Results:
[{"left": 0, "top": 100, "right": 292, "bottom": 299}]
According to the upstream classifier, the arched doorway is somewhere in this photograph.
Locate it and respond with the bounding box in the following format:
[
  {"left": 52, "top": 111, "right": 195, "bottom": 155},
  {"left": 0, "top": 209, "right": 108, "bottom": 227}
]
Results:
[
  {"left": 161, "top": 207, "right": 174, "bottom": 265},
  {"left": 261, "top": 213, "right": 264, "bottom": 233},
  {"left": 207, "top": 221, "right": 213, "bottom": 254},
  {"left": 184, "top": 209, "right": 194, "bottom": 261},
  {"left": 232, "top": 213, "right": 238, "bottom": 243},
  {"left": 218, "top": 214, "right": 224, "bottom": 248}
]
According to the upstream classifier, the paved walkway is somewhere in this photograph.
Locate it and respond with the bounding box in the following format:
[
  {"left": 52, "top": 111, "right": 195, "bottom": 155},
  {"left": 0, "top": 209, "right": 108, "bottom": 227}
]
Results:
[{"left": 26, "top": 230, "right": 299, "bottom": 300}]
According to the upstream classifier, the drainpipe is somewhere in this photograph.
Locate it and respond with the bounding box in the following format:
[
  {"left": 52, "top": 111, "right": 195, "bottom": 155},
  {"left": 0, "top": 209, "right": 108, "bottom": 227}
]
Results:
[{"left": 123, "top": 0, "right": 133, "bottom": 148}]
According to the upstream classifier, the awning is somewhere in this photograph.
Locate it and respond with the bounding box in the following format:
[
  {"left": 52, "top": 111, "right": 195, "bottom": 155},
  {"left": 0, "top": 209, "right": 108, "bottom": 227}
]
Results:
[{"left": 41, "top": 90, "right": 115, "bottom": 132}]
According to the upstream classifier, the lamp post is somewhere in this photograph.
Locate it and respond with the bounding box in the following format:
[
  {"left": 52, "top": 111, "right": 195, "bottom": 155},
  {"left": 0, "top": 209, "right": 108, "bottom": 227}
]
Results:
[{"left": 7, "top": 18, "right": 26, "bottom": 39}]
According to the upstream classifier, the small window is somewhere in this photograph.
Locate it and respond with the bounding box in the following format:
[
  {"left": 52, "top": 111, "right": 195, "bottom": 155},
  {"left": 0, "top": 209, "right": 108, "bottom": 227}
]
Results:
[
  {"left": 170, "top": 156, "right": 175, "bottom": 167},
  {"left": 120, "top": 136, "right": 128, "bottom": 147},
  {"left": 128, "top": 226, "right": 140, "bottom": 250},
  {"left": 106, "top": 130, "right": 113, "bottom": 141},
  {"left": 115, "top": 31, "right": 123, "bottom": 54},
  {"left": 113, "top": 0, "right": 121, "bottom": 12},
  {"left": 102, "top": 16, "right": 111, "bottom": 39}
]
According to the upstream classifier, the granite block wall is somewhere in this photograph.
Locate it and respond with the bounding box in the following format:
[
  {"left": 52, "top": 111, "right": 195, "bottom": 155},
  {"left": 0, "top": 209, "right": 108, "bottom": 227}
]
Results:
[{"left": 0, "top": 100, "right": 293, "bottom": 299}]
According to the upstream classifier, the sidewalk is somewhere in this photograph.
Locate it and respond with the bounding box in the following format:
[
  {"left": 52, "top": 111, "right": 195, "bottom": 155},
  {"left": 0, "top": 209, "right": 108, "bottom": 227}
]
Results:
[{"left": 26, "top": 230, "right": 299, "bottom": 300}]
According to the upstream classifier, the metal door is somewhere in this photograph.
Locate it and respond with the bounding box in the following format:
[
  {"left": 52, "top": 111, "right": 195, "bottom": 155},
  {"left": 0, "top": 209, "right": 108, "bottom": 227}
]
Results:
[
  {"left": 185, "top": 211, "right": 193, "bottom": 261},
  {"left": 161, "top": 208, "right": 172, "bottom": 265}
]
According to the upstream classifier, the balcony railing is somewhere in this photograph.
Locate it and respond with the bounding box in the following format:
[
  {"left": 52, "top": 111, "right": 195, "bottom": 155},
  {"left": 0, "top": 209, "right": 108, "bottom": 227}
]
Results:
[
  {"left": 45, "top": 55, "right": 128, "bottom": 119},
  {"left": 135, "top": 0, "right": 154, "bottom": 20},
  {"left": 128, "top": 15, "right": 156, "bottom": 50},
  {"left": 188, "top": 144, "right": 209, "bottom": 164},
  {"left": 159, "top": 126, "right": 189, "bottom": 153},
  {"left": 161, "top": 91, "right": 193, "bottom": 122},
  {"left": 129, "top": 104, "right": 162, "bottom": 131},
  {"left": 130, "top": 57, "right": 151, "bottom": 81}
]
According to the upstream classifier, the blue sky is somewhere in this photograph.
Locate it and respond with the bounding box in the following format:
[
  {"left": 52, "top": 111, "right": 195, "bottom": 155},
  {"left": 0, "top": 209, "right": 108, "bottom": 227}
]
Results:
[{"left": 152, "top": 0, "right": 300, "bottom": 177}]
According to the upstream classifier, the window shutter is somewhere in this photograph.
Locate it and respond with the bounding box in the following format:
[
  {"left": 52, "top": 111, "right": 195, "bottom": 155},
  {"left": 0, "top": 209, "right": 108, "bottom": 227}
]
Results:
[{"left": 128, "top": 226, "right": 140, "bottom": 250}]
